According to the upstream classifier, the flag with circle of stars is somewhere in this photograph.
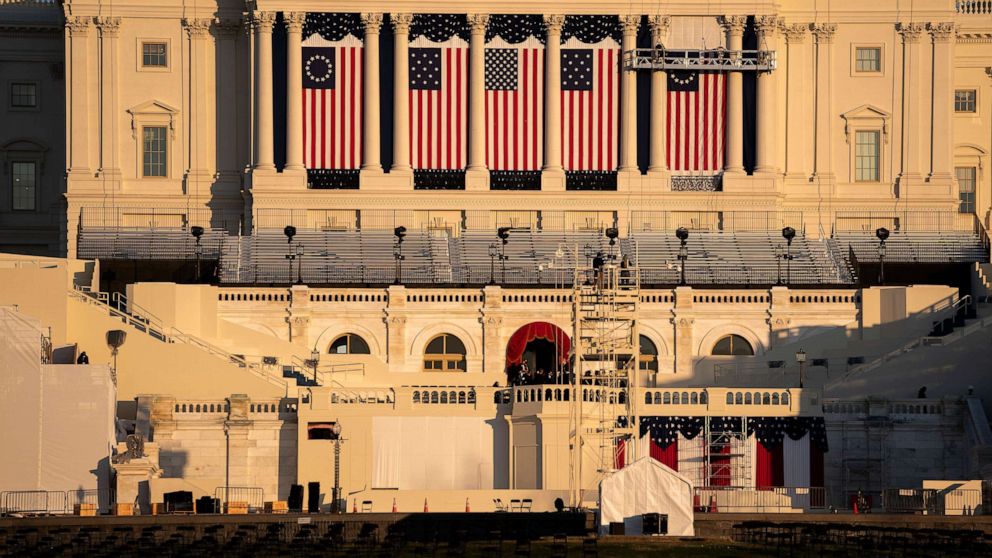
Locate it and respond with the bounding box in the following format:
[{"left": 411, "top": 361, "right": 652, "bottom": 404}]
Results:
[
  {"left": 408, "top": 40, "right": 467, "bottom": 170},
  {"left": 302, "top": 27, "right": 363, "bottom": 171},
  {"left": 560, "top": 37, "right": 619, "bottom": 172},
  {"left": 667, "top": 68, "right": 727, "bottom": 174}
]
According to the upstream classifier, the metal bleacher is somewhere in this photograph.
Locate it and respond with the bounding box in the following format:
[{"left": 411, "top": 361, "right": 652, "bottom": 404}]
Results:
[{"left": 833, "top": 231, "right": 988, "bottom": 264}]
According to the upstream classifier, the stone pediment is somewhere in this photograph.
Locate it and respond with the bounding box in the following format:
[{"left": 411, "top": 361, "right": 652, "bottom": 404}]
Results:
[
  {"left": 841, "top": 104, "right": 891, "bottom": 143},
  {"left": 126, "top": 100, "right": 179, "bottom": 138}
]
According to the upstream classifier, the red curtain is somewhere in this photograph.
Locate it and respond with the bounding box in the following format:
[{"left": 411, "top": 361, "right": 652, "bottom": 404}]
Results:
[
  {"left": 504, "top": 322, "right": 571, "bottom": 366},
  {"left": 614, "top": 439, "right": 626, "bottom": 469},
  {"left": 757, "top": 440, "right": 785, "bottom": 489},
  {"left": 709, "top": 443, "right": 731, "bottom": 486},
  {"left": 649, "top": 440, "right": 678, "bottom": 471}
]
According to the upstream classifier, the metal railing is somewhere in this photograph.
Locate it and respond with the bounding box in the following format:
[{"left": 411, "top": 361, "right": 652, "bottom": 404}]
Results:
[
  {"left": 214, "top": 486, "right": 264, "bottom": 512},
  {"left": 1, "top": 490, "right": 68, "bottom": 515},
  {"left": 882, "top": 488, "right": 983, "bottom": 515},
  {"left": 624, "top": 48, "right": 776, "bottom": 72},
  {"left": 693, "top": 487, "right": 826, "bottom": 513}
]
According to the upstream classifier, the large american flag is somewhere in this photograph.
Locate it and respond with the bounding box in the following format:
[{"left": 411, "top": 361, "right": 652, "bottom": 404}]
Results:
[
  {"left": 561, "top": 37, "right": 619, "bottom": 171},
  {"left": 409, "top": 37, "right": 467, "bottom": 170},
  {"left": 667, "top": 70, "right": 726, "bottom": 173},
  {"left": 302, "top": 34, "right": 363, "bottom": 170},
  {"left": 485, "top": 37, "right": 544, "bottom": 171}
]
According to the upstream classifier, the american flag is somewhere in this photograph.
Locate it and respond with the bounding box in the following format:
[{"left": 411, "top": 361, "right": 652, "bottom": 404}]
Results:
[
  {"left": 485, "top": 38, "right": 543, "bottom": 171},
  {"left": 561, "top": 37, "right": 619, "bottom": 171},
  {"left": 409, "top": 37, "right": 467, "bottom": 170},
  {"left": 302, "top": 35, "right": 363, "bottom": 170},
  {"left": 667, "top": 70, "right": 726, "bottom": 173}
]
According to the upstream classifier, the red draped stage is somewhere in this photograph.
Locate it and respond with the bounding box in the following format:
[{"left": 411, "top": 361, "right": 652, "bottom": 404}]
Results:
[{"left": 504, "top": 322, "right": 571, "bottom": 367}]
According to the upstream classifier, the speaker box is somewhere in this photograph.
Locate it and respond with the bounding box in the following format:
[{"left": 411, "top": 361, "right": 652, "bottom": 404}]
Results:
[
  {"left": 307, "top": 482, "right": 320, "bottom": 513},
  {"left": 163, "top": 491, "right": 193, "bottom": 513},
  {"left": 288, "top": 484, "right": 304, "bottom": 511},
  {"left": 195, "top": 496, "right": 217, "bottom": 514}
]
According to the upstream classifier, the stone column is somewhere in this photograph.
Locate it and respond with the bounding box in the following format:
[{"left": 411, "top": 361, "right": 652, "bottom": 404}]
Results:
[
  {"left": 781, "top": 23, "right": 809, "bottom": 179},
  {"left": 647, "top": 16, "right": 671, "bottom": 181},
  {"left": 929, "top": 22, "right": 956, "bottom": 184},
  {"left": 284, "top": 13, "right": 306, "bottom": 173},
  {"left": 754, "top": 16, "right": 779, "bottom": 174},
  {"left": 898, "top": 22, "right": 926, "bottom": 183},
  {"left": 466, "top": 14, "right": 491, "bottom": 190},
  {"left": 618, "top": 15, "right": 640, "bottom": 176},
  {"left": 541, "top": 15, "right": 566, "bottom": 191},
  {"left": 184, "top": 18, "right": 214, "bottom": 183},
  {"left": 66, "top": 16, "right": 92, "bottom": 175},
  {"left": 95, "top": 17, "right": 121, "bottom": 180},
  {"left": 811, "top": 23, "right": 836, "bottom": 181},
  {"left": 215, "top": 20, "right": 243, "bottom": 183},
  {"left": 252, "top": 11, "right": 276, "bottom": 172},
  {"left": 390, "top": 14, "right": 414, "bottom": 178},
  {"left": 361, "top": 13, "right": 384, "bottom": 175},
  {"left": 719, "top": 16, "right": 747, "bottom": 175}
]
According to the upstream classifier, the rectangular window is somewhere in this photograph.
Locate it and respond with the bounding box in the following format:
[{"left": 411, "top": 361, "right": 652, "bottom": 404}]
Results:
[
  {"left": 955, "top": 90, "right": 977, "bottom": 113},
  {"left": 855, "top": 131, "right": 880, "bottom": 182},
  {"left": 956, "top": 167, "right": 977, "bottom": 214},
  {"left": 10, "top": 83, "right": 37, "bottom": 108},
  {"left": 142, "top": 126, "right": 167, "bottom": 177},
  {"left": 11, "top": 161, "right": 36, "bottom": 211},
  {"left": 855, "top": 47, "right": 881, "bottom": 73},
  {"left": 141, "top": 42, "right": 167, "bottom": 67}
]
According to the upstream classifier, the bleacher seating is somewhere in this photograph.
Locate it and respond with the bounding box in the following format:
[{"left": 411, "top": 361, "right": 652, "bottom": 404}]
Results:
[
  {"left": 833, "top": 231, "right": 988, "bottom": 263},
  {"left": 77, "top": 228, "right": 231, "bottom": 260}
]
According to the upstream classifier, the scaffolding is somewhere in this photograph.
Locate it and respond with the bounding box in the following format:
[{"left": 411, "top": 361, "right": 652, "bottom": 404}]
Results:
[{"left": 568, "top": 245, "right": 640, "bottom": 507}]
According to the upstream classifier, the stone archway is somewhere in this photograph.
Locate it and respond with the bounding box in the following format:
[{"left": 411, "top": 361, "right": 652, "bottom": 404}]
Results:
[{"left": 505, "top": 322, "right": 571, "bottom": 385}]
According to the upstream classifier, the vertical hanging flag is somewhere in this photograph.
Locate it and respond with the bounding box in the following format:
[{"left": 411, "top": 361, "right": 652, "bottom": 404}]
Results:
[
  {"left": 409, "top": 37, "right": 468, "bottom": 170},
  {"left": 667, "top": 70, "right": 726, "bottom": 173},
  {"left": 484, "top": 37, "right": 544, "bottom": 171},
  {"left": 302, "top": 33, "right": 363, "bottom": 170},
  {"left": 560, "top": 37, "right": 619, "bottom": 172}
]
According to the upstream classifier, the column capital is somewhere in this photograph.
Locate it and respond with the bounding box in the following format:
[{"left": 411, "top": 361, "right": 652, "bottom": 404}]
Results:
[
  {"left": 927, "top": 21, "right": 956, "bottom": 43},
  {"left": 896, "top": 22, "right": 925, "bottom": 43},
  {"left": 468, "top": 14, "right": 489, "bottom": 34},
  {"left": 214, "top": 18, "right": 242, "bottom": 37},
  {"left": 95, "top": 16, "right": 121, "bottom": 38},
  {"left": 392, "top": 13, "right": 413, "bottom": 34},
  {"left": 544, "top": 14, "right": 565, "bottom": 35},
  {"left": 361, "top": 13, "right": 384, "bottom": 34},
  {"left": 718, "top": 15, "right": 748, "bottom": 35},
  {"left": 284, "top": 12, "right": 307, "bottom": 33},
  {"left": 648, "top": 15, "right": 671, "bottom": 40},
  {"left": 810, "top": 22, "right": 837, "bottom": 43},
  {"left": 780, "top": 22, "right": 808, "bottom": 43},
  {"left": 754, "top": 15, "right": 779, "bottom": 37},
  {"left": 182, "top": 17, "right": 212, "bottom": 39},
  {"left": 66, "top": 15, "right": 92, "bottom": 36},
  {"left": 251, "top": 11, "right": 276, "bottom": 33},
  {"left": 620, "top": 14, "right": 641, "bottom": 35}
]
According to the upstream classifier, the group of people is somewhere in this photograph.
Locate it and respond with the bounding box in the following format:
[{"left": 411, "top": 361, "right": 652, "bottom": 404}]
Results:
[{"left": 506, "top": 360, "right": 572, "bottom": 386}]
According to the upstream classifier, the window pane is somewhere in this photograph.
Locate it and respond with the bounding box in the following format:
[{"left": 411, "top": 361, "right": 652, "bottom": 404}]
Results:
[
  {"left": 142, "top": 43, "right": 167, "bottom": 67},
  {"left": 143, "top": 126, "right": 167, "bottom": 177},
  {"left": 11, "top": 161, "right": 36, "bottom": 211},
  {"left": 855, "top": 48, "right": 880, "bottom": 72},
  {"left": 955, "top": 90, "right": 976, "bottom": 113},
  {"left": 956, "top": 167, "right": 977, "bottom": 213},
  {"left": 855, "top": 131, "right": 880, "bottom": 182},
  {"left": 10, "top": 83, "right": 37, "bottom": 108}
]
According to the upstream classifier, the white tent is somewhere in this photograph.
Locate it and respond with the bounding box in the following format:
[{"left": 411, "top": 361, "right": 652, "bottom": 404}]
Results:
[{"left": 599, "top": 457, "right": 695, "bottom": 536}]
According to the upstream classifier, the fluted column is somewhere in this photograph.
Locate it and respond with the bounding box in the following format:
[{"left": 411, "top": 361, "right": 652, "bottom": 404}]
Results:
[
  {"left": 719, "top": 16, "right": 747, "bottom": 174},
  {"left": 96, "top": 17, "right": 121, "bottom": 179},
  {"left": 184, "top": 18, "right": 214, "bottom": 183},
  {"left": 929, "top": 22, "right": 956, "bottom": 184},
  {"left": 361, "top": 13, "right": 384, "bottom": 175},
  {"left": 252, "top": 11, "right": 276, "bottom": 172},
  {"left": 66, "top": 16, "right": 92, "bottom": 175},
  {"left": 542, "top": 15, "right": 566, "bottom": 190},
  {"left": 284, "top": 13, "right": 306, "bottom": 173},
  {"left": 898, "top": 22, "right": 926, "bottom": 183},
  {"left": 390, "top": 14, "right": 413, "bottom": 178},
  {"left": 647, "top": 16, "right": 671, "bottom": 180},
  {"left": 215, "top": 20, "right": 243, "bottom": 183},
  {"left": 618, "top": 15, "right": 640, "bottom": 175},
  {"left": 781, "top": 23, "right": 809, "bottom": 179},
  {"left": 466, "top": 14, "right": 490, "bottom": 190},
  {"left": 754, "top": 16, "right": 779, "bottom": 175},
  {"left": 811, "top": 23, "right": 836, "bottom": 181}
]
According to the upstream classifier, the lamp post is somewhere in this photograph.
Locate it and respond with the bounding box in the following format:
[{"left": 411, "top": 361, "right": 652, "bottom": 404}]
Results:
[
  {"left": 284, "top": 225, "right": 297, "bottom": 283},
  {"left": 191, "top": 225, "right": 204, "bottom": 282},
  {"left": 106, "top": 330, "right": 127, "bottom": 384},
  {"left": 310, "top": 348, "right": 320, "bottom": 385},
  {"left": 488, "top": 243, "right": 498, "bottom": 285},
  {"left": 795, "top": 348, "right": 806, "bottom": 389},
  {"left": 498, "top": 227, "right": 511, "bottom": 284},
  {"left": 393, "top": 226, "right": 406, "bottom": 285},
  {"left": 295, "top": 242, "right": 304, "bottom": 285},
  {"left": 330, "top": 422, "right": 344, "bottom": 513},
  {"left": 676, "top": 227, "right": 689, "bottom": 286},
  {"left": 605, "top": 227, "right": 619, "bottom": 260},
  {"left": 876, "top": 227, "right": 889, "bottom": 285},
  {"left": 781, "top": 226, "right": 796, "bottom": 286}
]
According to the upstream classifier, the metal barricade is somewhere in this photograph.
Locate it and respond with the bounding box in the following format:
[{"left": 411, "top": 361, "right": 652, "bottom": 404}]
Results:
[
  {"left": 0, "top": 490, "right": 68, "bottom": 515},
  {"left": 214, "top": 486, "right": 264, "bottom": 513}
]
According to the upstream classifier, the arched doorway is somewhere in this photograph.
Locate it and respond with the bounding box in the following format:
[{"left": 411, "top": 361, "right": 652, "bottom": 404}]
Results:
[{"left": 505, "top": 322, "right": 571, "bottom": 386}]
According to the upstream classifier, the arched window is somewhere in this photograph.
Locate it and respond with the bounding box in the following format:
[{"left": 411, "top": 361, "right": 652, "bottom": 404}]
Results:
[
  {"left": 423, "top": 334, "right": 467, "bottom": 372},
  {"left": 639, "top": 335, "right": 659, "bottom": 372},
  {"left": 329, "top": 333, "right": 371, "bottom": 355},
  {"left": 711, "top": 334, "right": 755, "bottom": 356}
]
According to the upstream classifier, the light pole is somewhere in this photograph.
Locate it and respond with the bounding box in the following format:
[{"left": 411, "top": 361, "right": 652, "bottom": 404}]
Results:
[
  {"left": 781, "top": 226, "right": 796, "bottom": 286},
  {"left": 876, "top": 227, "right": 889, "bottom": 285},
  {"left": 106, "top": 330, "right": 127, "bottom": 384},
  {"left": 488, "top": 243, "right": 498, "bottom": 285},
  {"left": 191, "top": 226, "right": 204, "bottom": 282},
  {"left": 310, "top": 348, "right": 320, "bottom": 385},
  {"left": 330, "top": 422, "right": 344, "bottom": 513},
  {"left": 795, "top": 348, "right": 806, "bottom": 389},
  {"left": 498, "top": 227, "right": 511, "bottom": 284},
  {"left": 284, "top": 225, "right": 297, "bottom": 283},
  {"left": 605, "top": 227, "right": 619, "bottom": 260},
  {"left": 676, "top": 227, "right": 689, "bottom": 286},
  {"left": 393, "top": 226, "right": 406, "bottom": 284},
  {"left": 295, "top": 242, "right": 304, "bottom": 285}
]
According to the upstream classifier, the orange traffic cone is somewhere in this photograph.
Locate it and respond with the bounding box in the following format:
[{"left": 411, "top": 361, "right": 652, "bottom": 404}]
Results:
[
  {"left": 352, "top": 499, "right": 357, "bottom": 513},
  {"left": 465, "top": 497, "right": 471, "bottom": 513},
  {"left": 423, "top": 498, "right": 429, "bottom": 513},
  {"left": 392, "top": 498, "right": 397, "bottom": 513},
  {"left": 708, "top": 495, "right": 718, "bottom": 513}
]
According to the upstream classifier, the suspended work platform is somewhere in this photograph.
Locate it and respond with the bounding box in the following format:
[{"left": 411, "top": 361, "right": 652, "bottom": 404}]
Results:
[{"left": 623, "top": 48, "right": 777, "bottom": 72}]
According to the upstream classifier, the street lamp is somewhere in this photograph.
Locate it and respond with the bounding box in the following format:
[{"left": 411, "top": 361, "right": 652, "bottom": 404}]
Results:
[
  {"left": 295, "top": 242, "right": 305, "bottom": 285},
  {"left": 330, "top": 422, "right": 344, "bottom": 513},
  {"left": 393, "top": 226, "right": 406, "bottom": 284},
  {"left": 284, "top": 225, "right": 297, "bottom": 283},
  {"left": 795, "top": 348, "right": 807, "bottom": 389},
  {"left": 875, "top": 227, "right": 889, "bottom": 285},
  {"left": 191, "top": 225, "right": 204, "bottom": 282},
  {"left": 676, "top": 227, "right": 689, "bottom": 286},
  {"left": 605, "top": 227, "right": 619, "bottom": 259},
  {"left": 498, "top": 227, "right": 511, "bottom": 284},
  {"left": 488, "top": 243, "right": 498, "bottom": 285},
  {"left": 106, "top": 330, "right": 127, "bottom": 384},
  {"left": 310, "top": 348, "right": 320, "bottom": 385},
  {"left": 781, "top": 226, "right": 796, "bottom": 286}
]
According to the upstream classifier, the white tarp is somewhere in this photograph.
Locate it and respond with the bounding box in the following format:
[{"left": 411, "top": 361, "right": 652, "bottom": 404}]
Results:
[{"left": 599, "top": 457, "right": 695, "bottom": 536}]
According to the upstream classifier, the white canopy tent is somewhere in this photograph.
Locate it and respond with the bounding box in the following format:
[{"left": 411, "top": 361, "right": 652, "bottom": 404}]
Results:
[{"left": 599, "top": 457, "right": 695, "bottom": 536}]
